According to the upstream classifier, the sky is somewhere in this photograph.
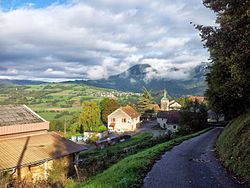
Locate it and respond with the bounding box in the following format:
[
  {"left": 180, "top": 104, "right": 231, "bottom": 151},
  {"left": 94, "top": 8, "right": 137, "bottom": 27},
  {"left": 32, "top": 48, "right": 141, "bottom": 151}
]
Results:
[{"left": 0, "top": 0, "right": 216, "bottom": 82}]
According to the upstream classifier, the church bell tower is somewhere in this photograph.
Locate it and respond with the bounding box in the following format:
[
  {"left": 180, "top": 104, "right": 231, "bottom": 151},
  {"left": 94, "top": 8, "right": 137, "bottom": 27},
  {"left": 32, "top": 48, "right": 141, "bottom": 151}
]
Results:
[{"left": 161, "top": 89, "right": 169, "bottom": 111}]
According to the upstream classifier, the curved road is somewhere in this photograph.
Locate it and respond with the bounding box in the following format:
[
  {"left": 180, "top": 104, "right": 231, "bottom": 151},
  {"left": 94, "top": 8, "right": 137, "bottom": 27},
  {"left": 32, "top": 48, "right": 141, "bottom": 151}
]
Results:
[{"left": 143, "top": 128, "right": 243, "bottom": 188}]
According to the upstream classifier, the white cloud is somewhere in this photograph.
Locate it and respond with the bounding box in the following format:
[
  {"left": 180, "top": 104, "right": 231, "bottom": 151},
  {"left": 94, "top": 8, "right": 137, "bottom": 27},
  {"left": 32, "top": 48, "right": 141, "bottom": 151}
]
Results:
[{"left": 0, "top": 0, "right": 216, "bottom": 81}]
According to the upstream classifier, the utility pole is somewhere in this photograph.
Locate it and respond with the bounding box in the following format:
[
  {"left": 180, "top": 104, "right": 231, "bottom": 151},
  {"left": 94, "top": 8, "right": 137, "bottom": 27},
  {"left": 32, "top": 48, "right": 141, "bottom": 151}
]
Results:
[{"left": 64, "top": 118, "right": 67, "bottom": 136}]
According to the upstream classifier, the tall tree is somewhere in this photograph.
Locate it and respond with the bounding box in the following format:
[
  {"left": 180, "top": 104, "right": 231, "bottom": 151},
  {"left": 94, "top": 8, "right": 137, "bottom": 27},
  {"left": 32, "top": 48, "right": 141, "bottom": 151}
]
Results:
[
  {"left": 79, "top": 101, "right": 101, "bottom": 131},
  {"left": 196, "top": 0, "right": 250, "bottom": 119},
  {"left": 100, "top": 98, "right": 119, "bottom": 124},
  {"left": 180, "top": 100, "right": 208, "bottom": 132},
  {"left": 137, "top": 87, "right": 155, "bottom": 114}
]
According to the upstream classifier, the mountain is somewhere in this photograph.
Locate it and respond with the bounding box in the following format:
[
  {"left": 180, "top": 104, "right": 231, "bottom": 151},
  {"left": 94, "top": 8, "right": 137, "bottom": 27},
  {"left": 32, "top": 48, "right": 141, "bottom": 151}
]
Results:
[
  {"left": 83, "top": 64, "right": 207, "bottom": 96},
  {"left": 0, "top": 79, "right": 47, "bottom": 85}
]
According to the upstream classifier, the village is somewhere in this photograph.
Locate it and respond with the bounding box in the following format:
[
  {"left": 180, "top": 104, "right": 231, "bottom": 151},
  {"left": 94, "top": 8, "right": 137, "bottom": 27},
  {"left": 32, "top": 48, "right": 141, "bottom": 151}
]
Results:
[
  {"left": 0, "top": 88, "right": 214, "bottom": 186},
  {"left": 0, "top": 0, "right": 249, "bottom": 187}
]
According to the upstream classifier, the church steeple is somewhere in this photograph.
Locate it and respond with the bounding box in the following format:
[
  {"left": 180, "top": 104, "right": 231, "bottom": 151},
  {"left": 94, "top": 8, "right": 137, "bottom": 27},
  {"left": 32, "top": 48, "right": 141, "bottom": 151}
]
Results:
[
  {"left": 163, "top": 89, "right": 167, "bottom": 98},
  {"left": 161, "top": 89, "right": 169, "bottom": 111}
]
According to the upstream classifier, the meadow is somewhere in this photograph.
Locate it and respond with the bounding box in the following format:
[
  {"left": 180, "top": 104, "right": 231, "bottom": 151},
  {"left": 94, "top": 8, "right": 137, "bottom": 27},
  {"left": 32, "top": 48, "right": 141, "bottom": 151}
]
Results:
[{"left": 0, "top": 83, "right": 140, "bottom": 131}]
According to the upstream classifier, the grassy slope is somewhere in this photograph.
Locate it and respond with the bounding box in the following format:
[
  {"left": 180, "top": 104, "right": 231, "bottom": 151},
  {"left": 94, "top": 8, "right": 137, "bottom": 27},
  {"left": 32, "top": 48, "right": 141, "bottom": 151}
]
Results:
[
  {"left": 78, "top": 128, "right": 211, "bottom": 188},
  {"left": 216, "top": 111, "right": 250, "bottom": 182}
]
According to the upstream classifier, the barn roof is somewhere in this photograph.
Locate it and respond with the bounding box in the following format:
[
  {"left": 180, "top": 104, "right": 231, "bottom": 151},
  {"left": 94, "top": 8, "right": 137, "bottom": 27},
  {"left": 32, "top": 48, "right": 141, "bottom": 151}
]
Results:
[
  {"left": 0, "top": 132, "right": 87, "bottom": 171},
  {"left": 0, "top": 105, "right": 45, "bottom": 126}
]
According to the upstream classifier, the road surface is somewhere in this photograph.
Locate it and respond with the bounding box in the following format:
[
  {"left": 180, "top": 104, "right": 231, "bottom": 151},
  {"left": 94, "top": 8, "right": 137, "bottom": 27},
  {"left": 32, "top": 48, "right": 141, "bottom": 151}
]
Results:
[{"left": 143, "top": 128, "right": 243, "bottom": 188}]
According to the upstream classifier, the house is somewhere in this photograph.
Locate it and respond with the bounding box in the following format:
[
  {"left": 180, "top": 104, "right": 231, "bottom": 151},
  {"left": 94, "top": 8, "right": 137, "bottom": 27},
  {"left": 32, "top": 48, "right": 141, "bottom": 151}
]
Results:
[
  {"left": 107, "top": 105, "right": 140, "bottom": 132},
  {"left": 157, "top": 111, "right": 181, "bottom": 132},
  {"left": 161, "top": 90, "right": 182, "bottom": 111},
  {"left": 0, "top": 105, "right": 87, "bottom": 182},
  {"left": 188, "top": 96, "right": 206, "bottom": 103}
]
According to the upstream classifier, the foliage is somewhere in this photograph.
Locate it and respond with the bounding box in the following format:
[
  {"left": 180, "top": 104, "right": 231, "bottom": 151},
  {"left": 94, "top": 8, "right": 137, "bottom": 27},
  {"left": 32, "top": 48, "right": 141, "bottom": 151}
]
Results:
[
  {"left": 49, "top": 120, "right": 64, "bottom": 132},
  {"left": 137, "top": 87, "right": 155, "bottom": 114},
  {"left": 47, "top": 158, "right": 68, "bottom": 187},
  {"left": 88, "top": 134, "right": 99, "bottom": 143},
  {"left": 80, "top": 128, "right": 211, "bottom": 188},
  {"left": 100, "top": 98, "right": 119, "bottom": 124},
  {"left": 0, "top": 172, "right": 11, "bottom": 188},
  {"left": 79, "top": 101, "right": 101, "bottom": 131},
  {"left": 78, "top": 132, "right": 153, "bottom": 181},
  {"left": 195, "top": 0, "right": 250, "bottom": 119},
  {"left": 96, "top": 125, "right": 107, "bottom": 132},
  {"left": 176, "top": 97, "right": 188, "bottom": 107},
  {"left": 216, "top": 110, "right": 250, "bottom": 182},
  {"left": 180, "top": 100, "right": 208, "bottom": 132}
]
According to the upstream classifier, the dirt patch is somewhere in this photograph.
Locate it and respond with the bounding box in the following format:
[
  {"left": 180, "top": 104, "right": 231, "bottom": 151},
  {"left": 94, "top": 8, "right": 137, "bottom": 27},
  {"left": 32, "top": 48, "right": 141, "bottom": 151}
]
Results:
[{"left": 47, "top": 108, "right": 67, "bottom": 111}]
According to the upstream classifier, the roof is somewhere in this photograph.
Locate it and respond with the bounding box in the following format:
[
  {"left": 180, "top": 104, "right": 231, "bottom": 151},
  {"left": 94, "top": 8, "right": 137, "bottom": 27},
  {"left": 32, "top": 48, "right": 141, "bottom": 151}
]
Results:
[
  {"left": 188, "top": 96, "right": 205, "bottom": 103},
  {"left": 120, "top": 105, "right": 140, "bottom": 119},
  {"left": 157, "top": 111, "right": 181, "bottom": 124},
  {"left": 169, "top": 100, "right": 182, "bottom": 107},
  {"left": 0, "top": 132, "right": 87, "bottom": 171},
  {"left": 149, "top": 104, "right": 161, "bottom": 111},
  {"left": 0, "top": 105, "right": 45, "bottom": 126}
]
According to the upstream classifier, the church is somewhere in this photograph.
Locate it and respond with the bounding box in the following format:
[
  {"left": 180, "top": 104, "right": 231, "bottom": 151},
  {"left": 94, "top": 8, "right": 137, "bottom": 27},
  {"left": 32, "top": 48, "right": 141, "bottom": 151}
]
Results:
[
  {"left": 160, "top": 90, "right": 182, "bottom": 111},
  {"left": 157, "top": 90, "right": 182, "bottom": 132}
]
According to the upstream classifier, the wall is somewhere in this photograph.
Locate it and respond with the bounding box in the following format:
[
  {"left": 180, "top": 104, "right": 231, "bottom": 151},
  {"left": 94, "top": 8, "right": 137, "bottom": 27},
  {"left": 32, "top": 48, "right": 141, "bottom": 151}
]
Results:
[
  {"left": 108, "top": 110, "right": 137, "bottom": 131},
  {"left": 12, "top": 154, "right": 74, "bottom": 182},
  {"left": 0, "top": 121, "right": 49, "bottom": 139},
  {"left": 157, "top": 118, "right": 179, "bottom": 132}
]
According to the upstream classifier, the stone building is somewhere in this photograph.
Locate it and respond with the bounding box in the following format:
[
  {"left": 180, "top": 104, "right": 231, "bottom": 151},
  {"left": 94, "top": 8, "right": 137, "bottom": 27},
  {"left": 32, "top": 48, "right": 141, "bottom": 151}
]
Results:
[{"left": 0, "top": 105, "right": 87, "bottom": 182}]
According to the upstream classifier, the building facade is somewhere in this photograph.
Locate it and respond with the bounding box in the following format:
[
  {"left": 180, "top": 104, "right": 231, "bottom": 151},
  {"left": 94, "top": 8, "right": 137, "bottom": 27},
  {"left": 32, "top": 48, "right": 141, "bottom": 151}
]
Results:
[
  {"left": 108, "top": 105, "right": 140, "bottom": 132},
  {"left": 157, "top": 111, "right": 181, "bottom": 132}
]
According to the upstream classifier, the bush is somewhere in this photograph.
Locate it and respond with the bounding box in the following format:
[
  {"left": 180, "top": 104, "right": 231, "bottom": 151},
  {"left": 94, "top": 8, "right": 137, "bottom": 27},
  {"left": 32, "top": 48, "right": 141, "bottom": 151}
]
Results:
[
  {"left": 96, "top": 125, "right": 107, "bottom": 132},
  {"left": 216, "top": 111, "right": 250, "bottom": 182}
]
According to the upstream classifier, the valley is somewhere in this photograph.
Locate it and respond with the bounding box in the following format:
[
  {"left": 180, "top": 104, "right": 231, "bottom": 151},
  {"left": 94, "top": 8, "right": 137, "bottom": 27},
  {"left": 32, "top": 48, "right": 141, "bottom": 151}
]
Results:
[{"left": 0, "top": 83, "right": 140, "bottom": 123}]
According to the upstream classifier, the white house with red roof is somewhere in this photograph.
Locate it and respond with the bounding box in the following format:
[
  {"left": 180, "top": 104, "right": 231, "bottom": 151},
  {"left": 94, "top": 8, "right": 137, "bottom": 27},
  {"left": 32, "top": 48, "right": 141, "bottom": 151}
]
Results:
[{"left": 107, "top": 105, "right": 140, "bottom": 132}]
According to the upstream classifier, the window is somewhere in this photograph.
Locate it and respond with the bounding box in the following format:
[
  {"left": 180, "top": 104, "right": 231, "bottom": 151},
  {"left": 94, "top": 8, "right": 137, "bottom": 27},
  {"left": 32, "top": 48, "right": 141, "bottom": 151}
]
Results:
[
  {"left": 112, "top": 118, "right": 115, "bottom": 122},
  {"left": 122, "top": 118, "right": 126, "bottom": 123}
]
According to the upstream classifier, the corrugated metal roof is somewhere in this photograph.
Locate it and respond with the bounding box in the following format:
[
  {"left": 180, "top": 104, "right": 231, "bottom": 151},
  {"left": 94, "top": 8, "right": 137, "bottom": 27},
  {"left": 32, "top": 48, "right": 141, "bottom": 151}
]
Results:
[
  {"left": 0, "top": 133, "right": 87, "bottom": 171},
  {"left": 0, "top": 105, "right": 44, "bottom": 126}
]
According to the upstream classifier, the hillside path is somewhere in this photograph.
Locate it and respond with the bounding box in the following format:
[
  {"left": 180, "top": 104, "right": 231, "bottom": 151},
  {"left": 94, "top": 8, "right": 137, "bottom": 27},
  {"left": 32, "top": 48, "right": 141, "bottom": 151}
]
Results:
[{"left": 143, "top": 128, "right": 243, "bottom": 188}]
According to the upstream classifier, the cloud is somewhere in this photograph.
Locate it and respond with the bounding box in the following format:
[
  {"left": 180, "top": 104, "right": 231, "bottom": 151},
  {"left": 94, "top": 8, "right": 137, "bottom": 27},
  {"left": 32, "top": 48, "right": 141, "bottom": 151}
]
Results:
[{"left": 0, "top": 0, "right": 216, "bottom": 81}]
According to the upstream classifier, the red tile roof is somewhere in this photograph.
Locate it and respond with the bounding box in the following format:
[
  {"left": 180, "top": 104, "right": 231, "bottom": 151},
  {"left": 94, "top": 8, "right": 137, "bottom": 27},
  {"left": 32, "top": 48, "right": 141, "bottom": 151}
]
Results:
[{"left": 120, "top": 106, "right": 140, "bottom": 119}]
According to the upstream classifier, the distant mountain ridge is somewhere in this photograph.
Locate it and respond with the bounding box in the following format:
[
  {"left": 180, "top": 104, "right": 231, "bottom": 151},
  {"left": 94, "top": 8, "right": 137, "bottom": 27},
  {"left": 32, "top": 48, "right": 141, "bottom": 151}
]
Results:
[
  {"left": 0, "top": 64, "right": 208, "bottom": 96},
  {"left": 0, "top": 79, "right": 47, "bottom": 85},
  {"left": 83, "top": 64, "right": 207, "bottom": 96}
]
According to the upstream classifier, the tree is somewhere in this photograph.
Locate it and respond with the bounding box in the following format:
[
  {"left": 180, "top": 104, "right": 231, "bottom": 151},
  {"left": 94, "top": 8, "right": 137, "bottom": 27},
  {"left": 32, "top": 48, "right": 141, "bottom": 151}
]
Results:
[
  {"left": 180, "top": 100, "right": 208, "bottom": 132},
  {"left": 195, "top": 0, "right": 250, "bottom": 119},
  {"left": 79, "top": 101, "right": 101, "bottom": 131},
  {"left": 100, "top": 98, "right": 119, "bottom": 124},
  {"left": 137, "top": 87, "right": 155, "bottom": 114}
]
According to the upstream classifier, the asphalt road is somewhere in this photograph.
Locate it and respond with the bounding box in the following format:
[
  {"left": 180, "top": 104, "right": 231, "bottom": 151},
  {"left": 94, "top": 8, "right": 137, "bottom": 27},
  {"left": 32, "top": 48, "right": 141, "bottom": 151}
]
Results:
[{"left": 143, "top": 128, "right": 243, "bottom": 188}]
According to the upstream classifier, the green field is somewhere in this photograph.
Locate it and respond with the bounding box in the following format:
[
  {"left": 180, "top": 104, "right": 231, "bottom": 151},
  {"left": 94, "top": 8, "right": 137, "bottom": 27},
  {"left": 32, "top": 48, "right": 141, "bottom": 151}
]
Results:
[{"left": 0, "top": 83, "right": 140, "bottom": 124}]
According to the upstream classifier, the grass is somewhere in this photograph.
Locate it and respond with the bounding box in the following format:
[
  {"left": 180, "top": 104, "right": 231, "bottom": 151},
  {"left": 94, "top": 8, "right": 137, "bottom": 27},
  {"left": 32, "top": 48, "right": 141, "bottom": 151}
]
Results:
[
  {"left": 216, "top": 111, "right": 250, "bottom": 182},
  {"left": 78, "top": 128, "right": 211, "bottom": 188},
  {"left": 77, "top": 132, "right": 153, "bottom": 182},
  {"left": 80, "top": 132, "right": 153, "bottom": 158}
]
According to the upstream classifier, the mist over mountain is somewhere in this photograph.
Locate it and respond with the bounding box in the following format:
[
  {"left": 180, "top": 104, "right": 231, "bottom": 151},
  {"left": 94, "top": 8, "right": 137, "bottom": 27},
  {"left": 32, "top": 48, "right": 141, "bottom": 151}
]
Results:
[
  {"left": 0, "top": 64, "right": 207, "bottom": 96},
  {"left": 83, "top": 64, "right": 207, "bottom": 96}
]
